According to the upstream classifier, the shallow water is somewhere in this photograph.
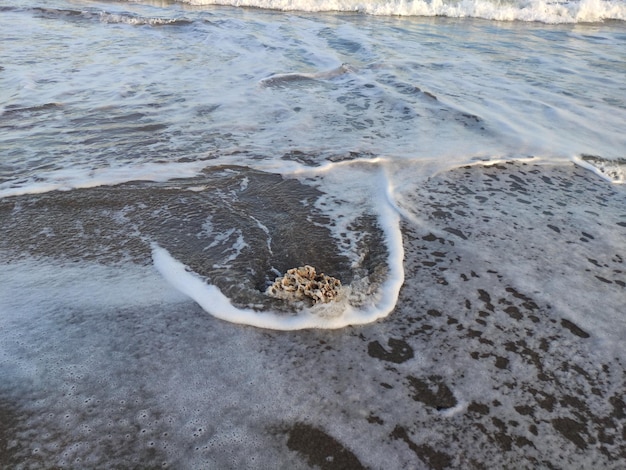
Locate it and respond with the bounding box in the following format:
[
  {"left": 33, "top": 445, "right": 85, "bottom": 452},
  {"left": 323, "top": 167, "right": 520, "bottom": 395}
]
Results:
[
  {"left": 2, "top": 1, "right": 625, "bottom": 193},
  {"left": 1, "top": 0, "right": 625, "bottom": 467}
]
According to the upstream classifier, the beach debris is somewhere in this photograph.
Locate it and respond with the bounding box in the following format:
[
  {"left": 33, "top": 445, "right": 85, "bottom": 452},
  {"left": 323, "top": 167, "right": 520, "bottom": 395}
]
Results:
[{"left": 266, "top": 265, "right": 342, "bottom": 304}]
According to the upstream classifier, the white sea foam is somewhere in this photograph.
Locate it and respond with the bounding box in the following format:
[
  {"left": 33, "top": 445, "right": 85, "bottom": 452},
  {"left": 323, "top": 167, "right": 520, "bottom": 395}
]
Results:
[
  {"left": 0, "top": 150, "right": 620, "bottom": 212},
  {"left": 182, "top": 0, "right": 626, "bottom": 23},
  {"left": 98, "top": 12, "right": 191, "bottom": 26},
  {"left": 207, "top": 228, "right": 249, "bottom": 267},
  {"left": 0, "top": 160, "right": 211, "bottom": 198}
]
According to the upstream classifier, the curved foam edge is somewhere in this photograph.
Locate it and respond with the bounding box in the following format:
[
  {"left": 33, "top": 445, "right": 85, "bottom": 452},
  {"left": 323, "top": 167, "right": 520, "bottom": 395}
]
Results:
[
  {"left": 150, "top": 167, "right": 404, "bottom": 330},
  {"left": 571, "top": 155, "right": 625, "bottom": 184}
]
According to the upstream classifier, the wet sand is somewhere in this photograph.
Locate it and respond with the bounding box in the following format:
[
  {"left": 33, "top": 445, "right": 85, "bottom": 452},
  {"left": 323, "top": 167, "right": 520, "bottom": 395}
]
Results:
[
  {"left": 278, "top": 161, "right": 626, "bottom": 469},
  {"left": 1, "top": 161, "right": 625, "bottom": 468}
]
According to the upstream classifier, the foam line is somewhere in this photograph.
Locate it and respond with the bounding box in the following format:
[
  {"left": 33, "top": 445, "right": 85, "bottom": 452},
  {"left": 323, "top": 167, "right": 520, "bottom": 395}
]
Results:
[{"left": 0, "top": 160, "right": 211, "bottom": 199}]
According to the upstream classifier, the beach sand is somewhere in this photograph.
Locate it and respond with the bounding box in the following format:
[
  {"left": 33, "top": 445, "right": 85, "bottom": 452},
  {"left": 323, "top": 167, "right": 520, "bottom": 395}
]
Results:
[{"left": 1, "top": 161, "right": 624, "bottom": 468}]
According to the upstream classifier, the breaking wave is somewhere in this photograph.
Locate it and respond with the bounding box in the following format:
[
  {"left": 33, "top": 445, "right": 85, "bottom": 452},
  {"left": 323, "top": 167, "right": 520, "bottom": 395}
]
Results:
[
  {"left": 4, "top": 0, "right": 626, "bottom": 26},
  {"left": 181, "top": 0, "right": 626, "bottom": 24}
]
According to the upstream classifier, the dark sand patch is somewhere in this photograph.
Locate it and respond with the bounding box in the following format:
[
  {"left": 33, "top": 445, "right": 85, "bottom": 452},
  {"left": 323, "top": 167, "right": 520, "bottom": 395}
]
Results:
[
  {"left": 286, "top": 423, "right": 365, "bottom": 470},
  {"left": 367, "top": 338, "right": 414, "bottom": 364},
  {"left": 391, "top": 425, "right": 453, "bottom": 470}
]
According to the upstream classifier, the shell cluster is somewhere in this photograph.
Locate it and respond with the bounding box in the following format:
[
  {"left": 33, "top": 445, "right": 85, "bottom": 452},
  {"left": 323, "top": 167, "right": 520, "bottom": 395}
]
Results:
[{"left": 266, "top": 265, "right": 342, "bottom": 304}]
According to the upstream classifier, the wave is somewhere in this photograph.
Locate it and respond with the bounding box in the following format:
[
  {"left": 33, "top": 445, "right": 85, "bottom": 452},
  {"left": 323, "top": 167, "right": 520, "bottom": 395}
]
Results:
[
  {"left": 2, "top": 6, "right": 194, "bottom": 27},
  {"left": 5, "top": 0, "right": 625, "bottom": 25},
  {"left": 180, "top": 0, "right": 626, "bottom": 23},
  {"left": 96, "top": 12, "right": 193, "bottom": 26}
]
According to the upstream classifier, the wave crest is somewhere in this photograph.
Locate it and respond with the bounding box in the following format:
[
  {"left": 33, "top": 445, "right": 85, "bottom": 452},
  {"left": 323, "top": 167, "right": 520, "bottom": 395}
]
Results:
[{"left": 182, "top": 0, "right": 626, "bottom": 23}]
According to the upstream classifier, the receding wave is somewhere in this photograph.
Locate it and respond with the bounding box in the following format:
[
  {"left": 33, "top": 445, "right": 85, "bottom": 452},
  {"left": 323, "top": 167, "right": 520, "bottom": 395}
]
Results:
[{"left": 181, "top": 0, "right": 626, "bottom": 23}]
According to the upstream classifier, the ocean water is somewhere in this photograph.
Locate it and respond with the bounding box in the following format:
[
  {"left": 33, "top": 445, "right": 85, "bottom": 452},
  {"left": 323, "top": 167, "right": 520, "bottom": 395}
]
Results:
[{"left": 1, "top": 0, "right": 625, "bottom": 467}]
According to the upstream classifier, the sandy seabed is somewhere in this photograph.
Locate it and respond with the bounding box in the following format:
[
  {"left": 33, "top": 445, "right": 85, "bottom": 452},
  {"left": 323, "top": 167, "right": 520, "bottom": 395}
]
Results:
[{"left": 0, "top": 161, "right": 625, "bottom": 468}]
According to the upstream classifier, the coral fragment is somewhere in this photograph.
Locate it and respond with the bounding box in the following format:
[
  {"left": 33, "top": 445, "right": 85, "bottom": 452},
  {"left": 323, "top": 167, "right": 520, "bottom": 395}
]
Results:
[{"left": 267, "top": 265, "right": 342, "bottom": 304}]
